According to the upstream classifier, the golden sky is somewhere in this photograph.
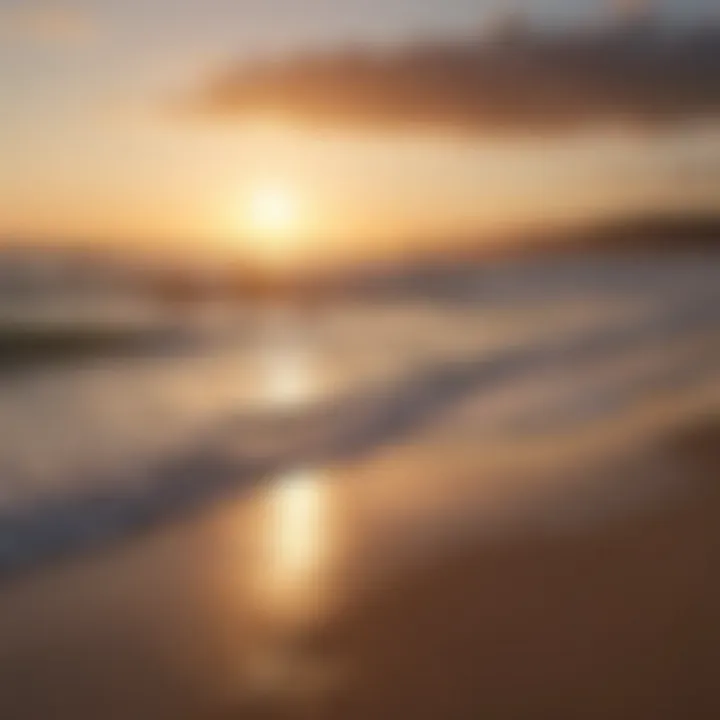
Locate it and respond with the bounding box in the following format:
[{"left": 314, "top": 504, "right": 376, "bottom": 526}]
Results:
[{"left": 1, "top": 0, "right": 719, "bottom": 265}]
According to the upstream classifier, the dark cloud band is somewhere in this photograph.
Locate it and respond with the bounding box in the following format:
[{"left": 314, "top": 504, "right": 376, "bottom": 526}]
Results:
[{"left": 194, "top": 25, "right": 720, "bottom": 135}]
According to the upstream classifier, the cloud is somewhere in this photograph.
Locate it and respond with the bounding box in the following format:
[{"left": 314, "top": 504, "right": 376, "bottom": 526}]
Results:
[
  {"left": 192, "top": 25, "right": 720, "bottom": 136},
  {"left": 0, "top": 2, "right": 96, "bottom": 46}
]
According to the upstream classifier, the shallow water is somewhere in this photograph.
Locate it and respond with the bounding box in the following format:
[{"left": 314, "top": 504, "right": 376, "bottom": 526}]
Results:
[{"left": 0, "top": 253, "right": 718, "bottom": 574}]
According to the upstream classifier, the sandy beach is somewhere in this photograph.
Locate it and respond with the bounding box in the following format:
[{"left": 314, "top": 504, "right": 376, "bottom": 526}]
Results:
[
  {"left": 336, "top": 419, "right": 720, "bottom": 720},
  {"left": 0, "top": 409, "right": 717, "bottom": 720}
]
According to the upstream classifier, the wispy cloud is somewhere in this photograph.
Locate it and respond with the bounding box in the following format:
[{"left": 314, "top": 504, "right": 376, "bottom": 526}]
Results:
[{"left": 191, "top": 24, "right": 720, "bottom": 136}]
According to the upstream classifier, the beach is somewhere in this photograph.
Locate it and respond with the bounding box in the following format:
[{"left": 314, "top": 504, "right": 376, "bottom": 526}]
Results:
[
  {"left": 0, "top": 253, "right": 718, "bottom": 719},
  {"left": 0, "top": 408, "right": 718, "bottom": 720},
  {"left": 3, "top": 1, "right": 720, "bottom": 715}
]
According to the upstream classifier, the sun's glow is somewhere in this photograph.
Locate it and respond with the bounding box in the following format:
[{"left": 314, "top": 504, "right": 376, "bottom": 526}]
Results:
[
  {"left": 248, "top": 182, "right": 300, "bottom": 238},
  {"left": 232, "top": 181, "right": 312, "bottom": 268}
]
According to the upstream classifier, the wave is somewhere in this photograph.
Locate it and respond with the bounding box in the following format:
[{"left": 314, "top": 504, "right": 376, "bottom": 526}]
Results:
[{"left": 0, "top": 289, "right": 717, "bottom": 577}]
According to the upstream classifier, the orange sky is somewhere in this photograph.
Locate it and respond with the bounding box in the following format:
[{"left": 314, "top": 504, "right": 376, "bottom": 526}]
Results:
[{"left": 1, "top": 0, "right": 719, "bottom": 266}]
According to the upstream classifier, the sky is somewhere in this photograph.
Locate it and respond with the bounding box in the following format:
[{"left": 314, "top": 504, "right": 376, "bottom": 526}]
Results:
[{"left": 1, "top": 0, "right": 719, "bottom": 265}]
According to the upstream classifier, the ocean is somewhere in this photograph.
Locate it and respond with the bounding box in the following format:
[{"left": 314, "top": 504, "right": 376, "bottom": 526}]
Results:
[{"left": 0, "top": 252, "right": 718, "bottom": 575}]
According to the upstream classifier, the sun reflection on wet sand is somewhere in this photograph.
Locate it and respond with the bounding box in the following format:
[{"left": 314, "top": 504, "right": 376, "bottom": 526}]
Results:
[
  {"left": 236, "top": 463, "right": 348, "bottom": 715},
  {"left": 256, "top": 325, "right": 340, "bottom": 622},
  {"left": 221, "top": 315, "right": 348, "bottom": 712},
  {"left": 265, "top": 468, "right": 327, "bottom": 606}
]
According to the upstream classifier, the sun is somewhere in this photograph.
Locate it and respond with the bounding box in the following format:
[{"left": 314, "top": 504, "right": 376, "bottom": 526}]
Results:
[
  {"left": 247, "top": 182, "right": 300, "bottom": 240},
  {"left": 221, "top": 180, "right": 315, "bottom": 268}
]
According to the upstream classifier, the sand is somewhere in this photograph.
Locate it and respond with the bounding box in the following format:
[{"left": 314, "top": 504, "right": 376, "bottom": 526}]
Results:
[{"left": 0, "top": 418, "right": 718, "bottom": 720}]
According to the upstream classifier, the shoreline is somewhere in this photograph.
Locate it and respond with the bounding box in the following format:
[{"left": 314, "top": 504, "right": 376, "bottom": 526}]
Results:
[{"left": 0, "top": 415, "right": 717, "bottom": 719}]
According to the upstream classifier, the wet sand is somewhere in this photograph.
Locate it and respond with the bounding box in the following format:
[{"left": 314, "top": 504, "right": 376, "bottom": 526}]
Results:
[
  {"left": 335, "top": 420, "right": 720, "bottom": 720},
  {"left": 0, "top": 417, "right": 718, "bottom": 720}
]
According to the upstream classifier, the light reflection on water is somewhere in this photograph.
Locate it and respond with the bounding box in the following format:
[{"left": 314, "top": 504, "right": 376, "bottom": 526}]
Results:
[
  {"left": 223, "top": 313, "right": 345, "bottom": 711},
  {"left": 264, "top": 467, "right": 328, "bottom": 612},
  {"left": 262, "top": 343, "right": 318, "bottom": 407},
  {"left": 258, "top": 316, "right": 329, "bottom": 617},
  {"left": 258, "top": 305, "right": 319, "bottom": 404}
]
